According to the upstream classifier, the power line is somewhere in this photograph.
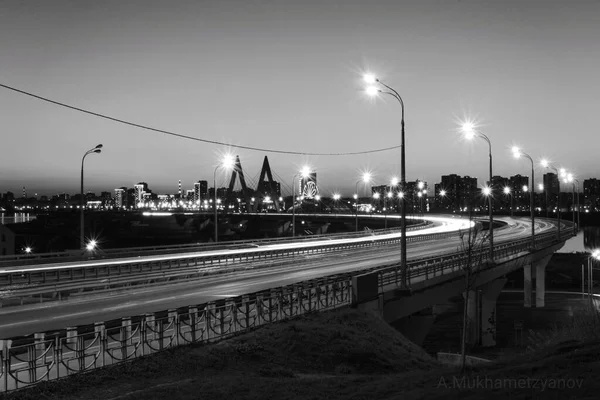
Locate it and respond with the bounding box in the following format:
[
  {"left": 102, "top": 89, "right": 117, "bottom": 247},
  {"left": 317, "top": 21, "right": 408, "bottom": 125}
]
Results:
[{"left": 0, "top": 83, "right": 402, "bottom": 156}]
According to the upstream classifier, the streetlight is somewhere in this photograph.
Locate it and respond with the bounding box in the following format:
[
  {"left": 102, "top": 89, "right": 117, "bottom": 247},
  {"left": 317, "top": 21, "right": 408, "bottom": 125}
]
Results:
[
  {"left": 503, "top": 186, "right": 513, "bottom": 217},
  {"left": 80, "top": 144, "right": 102, "bottom": 251},
  {"left": 541, "top": 159, "right": 561, "bottom": 240},
  {"left": 214, "top": 154, "right": 236, "bottom": 243},
  {"left": 461, "top": 123, "right": 494, "bottom": 261},
  {"left": 565, "top": 173, "right": 580, "bottom": 235},
  {"left": 365, "top": 73, "right": 408, "bottom": 287},
  {"left": 512, "top": 146, "right": 536, "bottom": 249},
  {"left": 292, "top": 166, "right": 311, "bottom": 237},
  {"left": 355, "top": 172, "right": 371, "bottom": 232}
]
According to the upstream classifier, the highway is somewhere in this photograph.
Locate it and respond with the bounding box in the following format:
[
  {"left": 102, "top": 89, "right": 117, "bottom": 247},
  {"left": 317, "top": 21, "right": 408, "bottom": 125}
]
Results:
[{"left": 0, "top": 216, "right": 555, "bottom": 338}]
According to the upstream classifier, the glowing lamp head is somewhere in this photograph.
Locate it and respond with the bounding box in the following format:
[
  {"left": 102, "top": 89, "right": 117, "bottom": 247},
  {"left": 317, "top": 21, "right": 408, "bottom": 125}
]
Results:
[
  {"left": 86, "top": 240, "right": 97, "bottom": 251},
  {"left": 299, "top": 166, "right": 311, "bottom": 178},
  {"left": 560, "top": 168, "right": 566, "bottom": 177},
  {"left": 387, "top": 191, "right": 393, "bottom": 198},
  {"left": 362, "top": 172, "right": 371, "bottom": 183},
  {"left": 417, "top": 192, "right": 422, "bottom": 198},
  {"left": 418, "top": 181, "right": 424, "bottom": 190},
  {"left": 391, "top": 177, "right": 399, "bottom": 186},
  {"left": 353, "top": 194, "right": 358, "bottom": 200},
  {"left": 221, "top": 154, "right": 236, "bottom": 170},
  {"left": 315, "top": 195, "right": 321, "bottom": 201},
  {"left": 567, "top": 173, "right": 573, "bottom": 183},
  {"left": 440, "top": 190, "right": 447, "bottom": 197},
  {"left": 363, "top": 73, "right": 377, "bottom": 84},
  {"left": 538, "top": 183, "right": 544, "bottom": 191},
  {"left": 482, "top": 187, "right": 492, "bottom": 196},
  {"left": 333, "top": 193, "right": 341, "bottom": 200},
  {"left": 522, "top": 185, "right": 528, "bottom": 192},
  {"left": 398, "top": 192, "right": 404, "bottom": 198},
  {"left": 264, "top": 196, "right": 271, "bottom": 202},
  {"left": 365, "top": 86, "right": 379, "bottom": 96},
  {"left": 24, "top": 247, "right": 32, "bottom": 254},
  {"left": 461, "top": 121, "right": 476, "bottom": 139},
  {"left": 593, "top": 249, "right": 600, "bottom": 260},
  {"left": 373, "top": 192, "right": 380, "bottom": 199},
  {"left": 503, "top": 187, "right": 511, "bottom": 195},
  {"left": 512, "top": 146, "right": 521, "bottom": 158}
]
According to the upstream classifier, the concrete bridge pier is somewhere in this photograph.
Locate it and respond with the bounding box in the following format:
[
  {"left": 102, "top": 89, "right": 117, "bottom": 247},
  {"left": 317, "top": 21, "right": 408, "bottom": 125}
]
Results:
[
  {"left": 524, "top": 254, "right": 552, "bottom": 308},
  {"left": 534, "top": 255, "right": 552, "bottom": 308},
  {"left": 464, "top": 277, "right": 508, "bottom": 347}
]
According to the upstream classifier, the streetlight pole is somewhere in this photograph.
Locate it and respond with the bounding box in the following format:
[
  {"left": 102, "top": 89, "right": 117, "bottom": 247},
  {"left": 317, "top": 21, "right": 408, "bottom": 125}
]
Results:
[
  {"left": 541, "top": 160, "right": 561, "bottom": 241},
  {"left": 461, "top": 123, "right": 494, "bottom": 261},
  {"left": 80, "top": 144, "right": 102, "bottom": 251},
  {"left": 512, "top": 147, "right": 536, "bottom": 250},
  {"left": 365, "top": 75, "right": 408, "bottom": 287}
]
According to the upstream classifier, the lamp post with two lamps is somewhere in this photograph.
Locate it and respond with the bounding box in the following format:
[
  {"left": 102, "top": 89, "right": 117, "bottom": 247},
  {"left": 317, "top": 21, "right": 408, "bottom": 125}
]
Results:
[
  {"left": 460, "top": 122, "right": 494, "bottom": 261},
  {"left": 80, "top": 144, "right": 102, "bottom": 251},
  {"left": 512, "top": 147, "right": 536, "bottom": 250},
  {"left": 214, "top": 155, "right": 236, "bottom": 243},
  {"left": 364, "top": 74, "right": 409, "bottom": 286}
]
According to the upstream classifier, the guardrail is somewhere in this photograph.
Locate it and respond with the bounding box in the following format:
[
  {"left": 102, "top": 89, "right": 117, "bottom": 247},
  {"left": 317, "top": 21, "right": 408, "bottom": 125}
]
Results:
[
  {"left": 0, "top": 220, "right": 574, "bottom": 393},
  {"left": 0, "top": 215, "right": 433, "bottom": 268}
]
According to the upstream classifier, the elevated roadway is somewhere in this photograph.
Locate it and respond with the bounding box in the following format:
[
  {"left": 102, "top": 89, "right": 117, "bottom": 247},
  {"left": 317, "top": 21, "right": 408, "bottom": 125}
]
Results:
[{"left": 0, "top": 215, "right": 556, "bottom": 338}]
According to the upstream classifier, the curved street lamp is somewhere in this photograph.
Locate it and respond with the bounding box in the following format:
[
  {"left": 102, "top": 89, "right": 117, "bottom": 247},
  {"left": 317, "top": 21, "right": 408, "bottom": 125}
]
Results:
[
  {"left": 541, "top": 159, "right": 561, "bottom": 240},
  {"left": 292, "top": 166, "right": 311, "bottom": 237},
  {"left": 364, "top": 74, "right": 408, "bottom": 286},
  {"left": 80, "top": 144, "right": 102, "bottom": 251},
  {"left": 213, "top": 155, "right": 236, "bottom": 243},
  {"left": 512, "top": 147, "right": 536, "bottom": 250},
  {"left": 461, "top": 123, "right": 494, "bottom": 261}
]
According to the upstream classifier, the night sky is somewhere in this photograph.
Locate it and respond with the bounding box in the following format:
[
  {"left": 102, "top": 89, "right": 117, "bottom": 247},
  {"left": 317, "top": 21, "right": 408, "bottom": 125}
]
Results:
[{"left": 1, "top": 0, "right": 599, "bottom": 197}]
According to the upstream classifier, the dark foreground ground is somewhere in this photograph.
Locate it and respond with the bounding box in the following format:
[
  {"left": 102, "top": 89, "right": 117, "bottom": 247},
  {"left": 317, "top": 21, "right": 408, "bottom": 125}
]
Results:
[{"left": 4, "top": 306, "right": 600, "bottom": 400}]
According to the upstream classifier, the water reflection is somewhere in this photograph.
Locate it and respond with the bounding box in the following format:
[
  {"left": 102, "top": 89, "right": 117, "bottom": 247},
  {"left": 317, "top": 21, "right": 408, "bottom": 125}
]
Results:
[
  {"left": 558, "top": 226, "right": 600, "bottom": 253},
  {"left": 0, "top": 213, "right": 35, "bottom": 225}
]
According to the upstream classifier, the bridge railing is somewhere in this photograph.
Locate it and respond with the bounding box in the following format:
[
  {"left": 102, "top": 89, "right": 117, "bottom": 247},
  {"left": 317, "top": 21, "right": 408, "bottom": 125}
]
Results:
[
  {"left": 0, "top": 221, "right": 574, "bottom": 393},
  {"left": 0, "top": 276, "right": 353, "bottom": 393},
  {"left": 0, "top": 216, "right": 433, "bottom": 268}
]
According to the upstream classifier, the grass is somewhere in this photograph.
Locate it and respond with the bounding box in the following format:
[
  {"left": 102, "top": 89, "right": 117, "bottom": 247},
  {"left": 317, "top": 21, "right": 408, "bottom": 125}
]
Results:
[{"left": 4, "top": 306, "right": 600, "bottom": 400}]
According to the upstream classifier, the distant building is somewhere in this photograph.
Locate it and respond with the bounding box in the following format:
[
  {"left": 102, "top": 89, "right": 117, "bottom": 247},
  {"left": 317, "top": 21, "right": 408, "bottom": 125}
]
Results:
[
  {"left": 114, "top": 188, "right": 126, "bottom": 208},
  {"left": 194, "top": 180, "right": 208, "bottom": 202}
]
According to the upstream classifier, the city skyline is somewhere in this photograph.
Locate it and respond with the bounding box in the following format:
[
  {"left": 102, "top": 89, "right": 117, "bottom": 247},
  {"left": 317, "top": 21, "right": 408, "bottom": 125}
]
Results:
[{"left": 1, "top": 1, "right": 599, "bottom": 195}]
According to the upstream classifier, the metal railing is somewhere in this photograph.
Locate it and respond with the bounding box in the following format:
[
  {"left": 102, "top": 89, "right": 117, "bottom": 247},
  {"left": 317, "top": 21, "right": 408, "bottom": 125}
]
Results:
[{"left": 0, "top": 277, "right": 352, "bottom": 393}]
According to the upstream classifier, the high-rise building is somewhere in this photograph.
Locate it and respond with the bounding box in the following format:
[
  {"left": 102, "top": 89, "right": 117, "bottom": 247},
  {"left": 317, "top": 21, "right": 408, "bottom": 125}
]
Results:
[
  {"left": 134, "top": 183, "right": 146, "bottom": 208},
  {"left": 114, "top": 188, "right": 126, "bottom": 208},
  {"left": 584, "top": 178, "right": 600, "bottom": 211},
  {"left": 543, "top": 173, "right": 559, "bottom": 210},
  {"left": 194, "top": 180, "right": 208, "bottom": 202}
]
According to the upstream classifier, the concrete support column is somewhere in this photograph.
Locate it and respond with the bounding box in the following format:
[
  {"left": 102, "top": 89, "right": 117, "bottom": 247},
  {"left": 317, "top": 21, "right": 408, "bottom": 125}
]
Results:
[
  {"left": 479, "top": 278, "right": 507, "bottom": 347},
  {"left": 524, "top": 265, "right": 532, "bottom": 308},
  {"left": 535, "top": 255, "right": 552, "bottom": 308}
]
